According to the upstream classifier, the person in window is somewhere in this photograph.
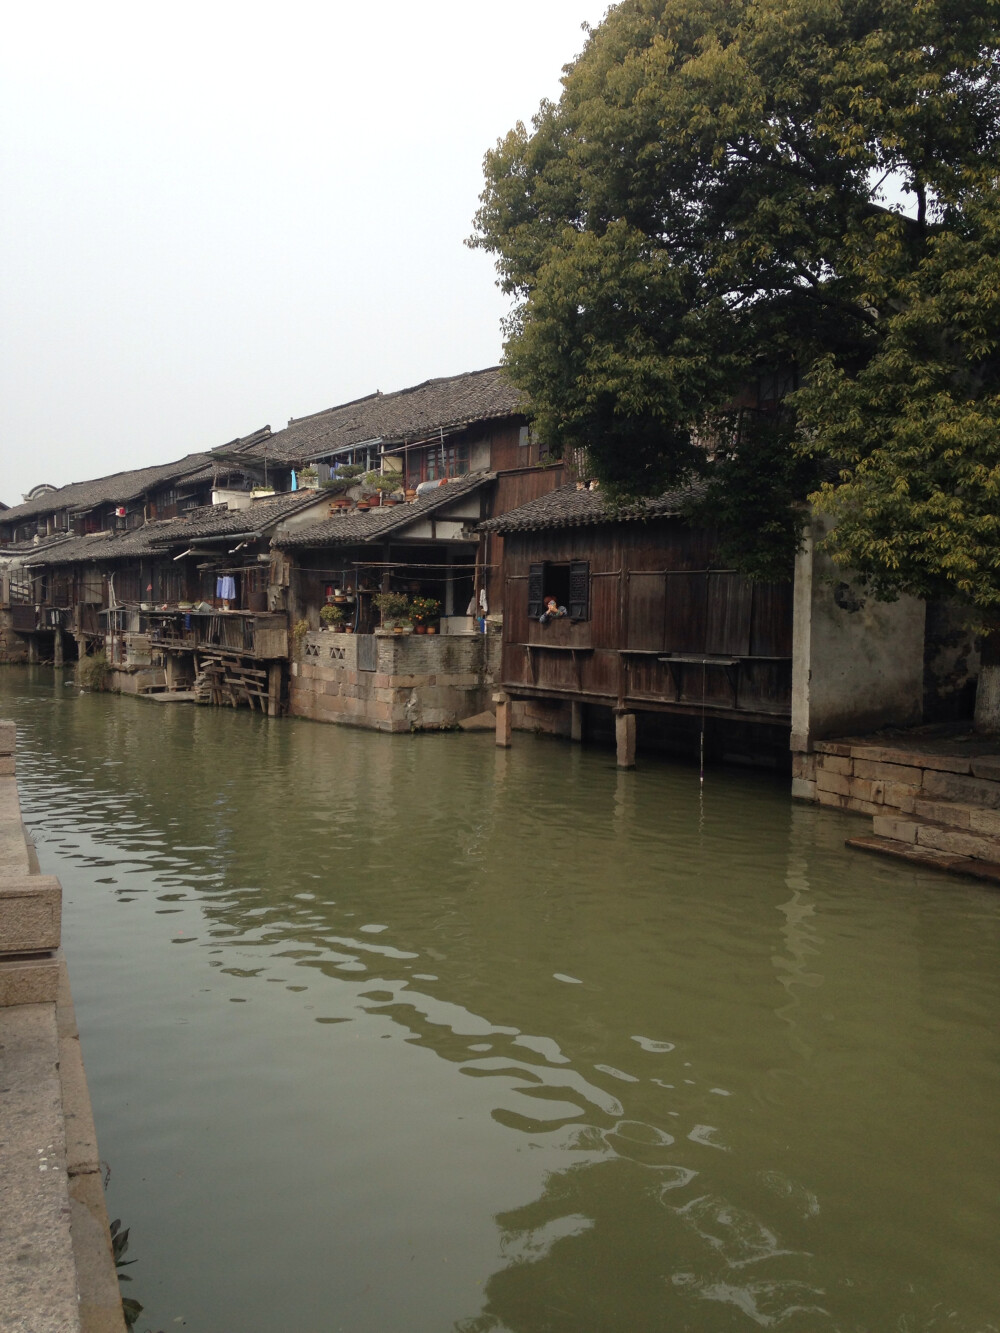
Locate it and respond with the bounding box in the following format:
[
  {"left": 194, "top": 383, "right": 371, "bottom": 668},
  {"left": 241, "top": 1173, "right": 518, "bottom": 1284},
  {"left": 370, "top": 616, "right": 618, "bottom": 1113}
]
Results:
[{"left": 539, "top": 595, "right": 567, "bottom": 625}]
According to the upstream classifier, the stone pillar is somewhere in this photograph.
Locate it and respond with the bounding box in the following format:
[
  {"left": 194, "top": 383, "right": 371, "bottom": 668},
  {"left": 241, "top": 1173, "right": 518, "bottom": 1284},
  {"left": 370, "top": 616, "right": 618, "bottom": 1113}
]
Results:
[
  {"left": 27, "top": 637, "right": 39, "bottom": 665},
  {"left": 494, "top": 691, "right": 511, "bottom": 748},
  {"left": 570, "top": 702, "right": 583, "bottom": 743},
  {"left": 74, "top": 633, "right": 87, "bottom": 661},
  {"left": 268, "top": 662, "right": 283, "bottom": 718},
  {"left": 164, "top": 653, "right": 180, "bottom": 690},
  {"left": 53, "top": 631, "right": 63, "bottom": 668},
  {"left": 615, "top": 711, "right": 636, "bottom": 768}
]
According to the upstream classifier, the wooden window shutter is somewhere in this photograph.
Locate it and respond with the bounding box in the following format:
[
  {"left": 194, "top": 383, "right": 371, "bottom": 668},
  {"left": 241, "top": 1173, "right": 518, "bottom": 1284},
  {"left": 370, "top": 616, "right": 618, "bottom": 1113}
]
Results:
[
  {"left": 527, "top": 564, "right": 544, "bottom": 619},
  {"left": 569, "top": 561, "right": 590, "bottom": 620}
]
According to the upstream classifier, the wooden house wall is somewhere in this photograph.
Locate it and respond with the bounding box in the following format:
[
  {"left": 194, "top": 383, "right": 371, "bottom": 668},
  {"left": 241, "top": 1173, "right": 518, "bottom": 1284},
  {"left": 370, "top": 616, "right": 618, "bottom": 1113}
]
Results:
[
  {"left": 482, "top": 465, "right": 565, "bottom": 614},
  {"left": 500, "top": 520, "right": 793, "bottom": 719}
]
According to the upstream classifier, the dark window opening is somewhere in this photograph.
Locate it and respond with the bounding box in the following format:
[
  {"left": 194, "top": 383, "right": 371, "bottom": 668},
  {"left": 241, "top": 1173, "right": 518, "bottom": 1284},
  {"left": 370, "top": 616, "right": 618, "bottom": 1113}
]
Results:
[{"left": 528, "top": 560, "right": 590, "bottom": 620}]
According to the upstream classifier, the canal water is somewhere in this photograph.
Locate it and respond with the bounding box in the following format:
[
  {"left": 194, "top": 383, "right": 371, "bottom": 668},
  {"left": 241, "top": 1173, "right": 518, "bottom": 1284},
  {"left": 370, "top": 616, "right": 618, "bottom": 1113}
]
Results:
[{"left": 2, "top": 668, "right": 998, "bottom": 1333}]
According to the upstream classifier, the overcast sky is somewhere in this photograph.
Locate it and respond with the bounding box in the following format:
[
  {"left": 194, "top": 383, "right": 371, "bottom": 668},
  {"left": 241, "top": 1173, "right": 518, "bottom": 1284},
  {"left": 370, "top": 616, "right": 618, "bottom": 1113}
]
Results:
[{"left": 0, "top": 1, "right": 610, "bottom": 504}]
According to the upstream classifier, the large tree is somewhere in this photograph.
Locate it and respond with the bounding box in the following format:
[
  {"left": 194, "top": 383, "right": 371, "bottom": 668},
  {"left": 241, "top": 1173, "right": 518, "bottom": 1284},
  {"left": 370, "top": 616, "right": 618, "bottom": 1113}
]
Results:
[{"left": 472, "top": 0, "right": 1000, "bottom": 583}]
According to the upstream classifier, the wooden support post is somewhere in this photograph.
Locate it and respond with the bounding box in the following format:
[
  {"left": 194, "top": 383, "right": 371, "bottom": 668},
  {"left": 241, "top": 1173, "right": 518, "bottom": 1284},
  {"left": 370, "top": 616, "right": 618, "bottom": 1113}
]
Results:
[
  {"left": 267, "top": 662, "right": 283, "bottom": 718},
  {"left": 570, "top": 702, "right": 583, "bottom": 743},
  {"left": 27, "top": 637, "right": 39, "bottom": 665},
  {"left": 53, "top": 631, "right": 63, "bottom": 667},
  {"left": 494, "top": 691, "right": 511, "bottom": 748},
  {"left": 615, "top": 711, "right": 636, "bottom": 769}
]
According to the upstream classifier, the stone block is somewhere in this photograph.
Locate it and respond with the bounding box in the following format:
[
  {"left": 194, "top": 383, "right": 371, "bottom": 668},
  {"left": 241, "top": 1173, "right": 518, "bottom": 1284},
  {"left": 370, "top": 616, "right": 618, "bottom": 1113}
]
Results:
[
  {"left": 900, "top": 751, "right": 971, "bottom": 775},
  {"left": 916, "top": 824, "right": 1000, "bottom": 860},
  {"left": 816, "top": 788, "right": 847, "bottom": 809},
  {"left": 849, "top": 744, "right": 903, "bottom": 764},
  {"left": 817, "top": 754, "right": 852, "bottom": 776},
  {"left": 969, "top": 807, "right": 1000, "bottom": 837},
  {"left": 852, "top": 758, "right": 923, "bottom": 785},
  {"left": 923, "top": 769, "right": 1000, "bottom": 810},
  {"left": 815, "top": 768, "right": 851, "bottom": 796},
  {"left": 883, "top": 781, "right": 920, "bottom": 813},
  {"left": 790, "top": 777, "right": 817, "bottom": 801},
  {"left": 0, "top": 878, "right": 62, "bottom": 954},
  {"left": 0, "top": 719, "right": 15, "bottom": 754},
  {"left": 0, "top": 755, "right": 14, "bottom": 776},
  {"left": 791, "top": 752, "right": 816, "bottom": 781},
  {"left": 872, "top": 814, "right": 919, "bottom": 843},
  {"left": 970, "top": 756, "right": 1000, "bottom": 781},
  {"left": 914, "top": 799, "right": 971, "bottom": 828},
  {"left": 813, "top": 740, "right": 851, "bottom": 756},
  {"left": 458, "top": 710, "right": 496, "bottom": 732},
  {"left": 0, "top": 953, "right": 61, "bottom": 1005},
  {"left": 845, "top": 797, "right": 881, "bottom": 816}
]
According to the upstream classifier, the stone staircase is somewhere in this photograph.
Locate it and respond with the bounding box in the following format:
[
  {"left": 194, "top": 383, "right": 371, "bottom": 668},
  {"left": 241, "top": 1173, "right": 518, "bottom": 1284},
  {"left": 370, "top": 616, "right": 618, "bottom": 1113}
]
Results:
[{"left": 797, "top": 734, "right": 1000, "bottom": 883}]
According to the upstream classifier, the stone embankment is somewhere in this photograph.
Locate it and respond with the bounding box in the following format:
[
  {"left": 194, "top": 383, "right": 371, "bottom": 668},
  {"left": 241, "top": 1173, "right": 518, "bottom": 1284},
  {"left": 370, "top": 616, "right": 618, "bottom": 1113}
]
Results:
[
  {"left": 795, "top": 732, "right": 1000, "bottom": 882},
  {"left": 0, "top": 719, "right": 125, "bottom": 1332}
]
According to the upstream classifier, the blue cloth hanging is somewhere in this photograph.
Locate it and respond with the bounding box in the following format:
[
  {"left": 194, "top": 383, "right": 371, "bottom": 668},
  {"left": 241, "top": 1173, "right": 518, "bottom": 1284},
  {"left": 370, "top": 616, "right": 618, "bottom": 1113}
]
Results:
[{"left": 216, "top": 576, "right": 236, "bottom": 601}]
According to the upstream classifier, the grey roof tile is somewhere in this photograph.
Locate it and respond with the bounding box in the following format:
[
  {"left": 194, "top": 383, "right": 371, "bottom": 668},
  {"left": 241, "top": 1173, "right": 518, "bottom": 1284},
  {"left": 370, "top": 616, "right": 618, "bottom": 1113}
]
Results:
[
  {"left": 230, "top": 367, "right": 524, "bottom": 466},
  {"left": 273, "top": 472, "right": 493, "bottom": 548},
  {"left": 479, "top": 479, "right": 709, "bottom": 534}
]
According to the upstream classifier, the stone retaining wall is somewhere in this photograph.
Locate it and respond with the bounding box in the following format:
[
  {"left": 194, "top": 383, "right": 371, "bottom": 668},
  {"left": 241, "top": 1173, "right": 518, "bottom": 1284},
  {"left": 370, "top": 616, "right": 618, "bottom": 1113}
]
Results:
[
  {"left": 0, "top": 719, "right": 125, "bottom": 1333},
  {"left": 793, "top": 738, "right": 1000, "bottom": 817},
  {"left": 0, "top": 610, "right": 29, "bottom": 664},
  {"left": 290, "top": 631, "right": 500, "bottom": 731}
]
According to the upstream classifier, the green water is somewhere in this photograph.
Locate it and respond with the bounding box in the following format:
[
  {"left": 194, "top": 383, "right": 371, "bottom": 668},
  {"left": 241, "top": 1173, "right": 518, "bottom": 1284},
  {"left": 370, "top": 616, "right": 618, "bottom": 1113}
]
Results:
[{"left": 3, "top": 667, "right": 998, "bottom": 1332}]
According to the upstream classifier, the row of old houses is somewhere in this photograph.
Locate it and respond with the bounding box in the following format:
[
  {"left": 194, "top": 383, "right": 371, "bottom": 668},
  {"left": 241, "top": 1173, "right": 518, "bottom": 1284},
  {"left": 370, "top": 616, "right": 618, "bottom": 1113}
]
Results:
[{"left": 0, "top": 365, "right": 982, "bottom": 781}]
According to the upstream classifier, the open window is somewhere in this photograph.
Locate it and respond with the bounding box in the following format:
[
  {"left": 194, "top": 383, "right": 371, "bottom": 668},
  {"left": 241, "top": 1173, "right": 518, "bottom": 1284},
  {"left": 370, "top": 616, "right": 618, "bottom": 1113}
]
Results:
[{"left": 528, "top": 561, "right": 590, "bottom": 620}]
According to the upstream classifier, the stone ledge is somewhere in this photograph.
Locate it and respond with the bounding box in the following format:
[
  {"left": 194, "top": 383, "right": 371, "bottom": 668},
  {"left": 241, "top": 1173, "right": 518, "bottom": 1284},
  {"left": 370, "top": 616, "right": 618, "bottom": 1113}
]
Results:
[
  {"left": 0, "top": 877, "right": 62, "bottom": 954},
  {"left": 846, "top": 834, "right": 1000, "bottom": 884},
  {"left": 0, "top": 952, "right": 61, "bottom": 1006}
]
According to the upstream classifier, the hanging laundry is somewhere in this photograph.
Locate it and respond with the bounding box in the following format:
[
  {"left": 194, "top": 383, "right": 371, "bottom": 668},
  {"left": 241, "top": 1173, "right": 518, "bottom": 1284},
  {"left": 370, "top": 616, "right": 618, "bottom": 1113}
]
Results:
[{"left": 216, "top": 575, "right": 236, "bottom": 602}]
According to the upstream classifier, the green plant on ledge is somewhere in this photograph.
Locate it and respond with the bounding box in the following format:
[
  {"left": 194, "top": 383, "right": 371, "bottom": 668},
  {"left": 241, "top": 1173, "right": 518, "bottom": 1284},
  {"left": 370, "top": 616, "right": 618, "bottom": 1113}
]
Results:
[
  {"left": 410, "top": 596, "right": 441, "bottom": 622},
  {"left": 319, "top": 604, "right": 344, "bottom": 628},
  {"left": 372, "top": 590, "right": 411, "bottom": 627},
  {"left": 292, "top": 619, "right": 310, "bottom": 657},
  {"left": 363, "top": 470, "right": 404, "bottom": 494}
]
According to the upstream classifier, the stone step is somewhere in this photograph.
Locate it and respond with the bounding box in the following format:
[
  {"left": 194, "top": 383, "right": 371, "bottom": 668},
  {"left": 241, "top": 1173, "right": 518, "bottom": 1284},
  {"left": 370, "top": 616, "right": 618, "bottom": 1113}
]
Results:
[
  {"left": 0, "top": 876, "right": 62, "bottom": 954},
  {"left": 872, "top": 812, "right": 1000, "bottom": 862},
  {"left": 846, "top": 835, "right": 1000, "bottom": 884}
]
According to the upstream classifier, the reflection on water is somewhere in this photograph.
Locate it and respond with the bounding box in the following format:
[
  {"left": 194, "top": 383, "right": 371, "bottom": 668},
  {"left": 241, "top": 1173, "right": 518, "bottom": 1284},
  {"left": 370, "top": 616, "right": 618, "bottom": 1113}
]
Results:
[{"left": 4, "top": 667, "right": 1000, "bottom": 1333}]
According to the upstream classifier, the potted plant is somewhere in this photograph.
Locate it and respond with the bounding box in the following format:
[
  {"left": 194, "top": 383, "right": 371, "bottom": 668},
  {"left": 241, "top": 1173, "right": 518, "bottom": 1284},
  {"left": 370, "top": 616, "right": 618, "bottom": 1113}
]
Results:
[
  {"left": 372, "top": 590, "right": 412, "bottom": 633},
  {"left": 319, "top": 604, "right": 344, "bottom": 631},
  {"left": 297, "top": 466, "right": 319, "bottom": 490},
  {"left": 410, "top": 596, "right": 441, "bottom": 634}
]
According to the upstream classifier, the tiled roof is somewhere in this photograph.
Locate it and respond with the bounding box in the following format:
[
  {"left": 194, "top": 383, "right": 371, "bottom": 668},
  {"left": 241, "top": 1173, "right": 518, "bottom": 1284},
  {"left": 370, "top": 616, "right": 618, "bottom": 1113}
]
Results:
[
  {"left": 273, "top": 472, "right": 494, "bottom": 548},
  {"left": 145, "top": 491, "right": 323, "bottom": 543},
  {"left": 2, "top": 427, "right": 271, "bottom": 527},
  {"left": 479, "top": 480, "right": 709, "bottom": 533},
  {"left": 229, "top": 368, "right": 524, "bottom": 466},
  {"left": 0, "top": 452, "right": 215, "bottom": 525},
  {"left": 20, "top": 494, "right": 324, "bottom": 565}
]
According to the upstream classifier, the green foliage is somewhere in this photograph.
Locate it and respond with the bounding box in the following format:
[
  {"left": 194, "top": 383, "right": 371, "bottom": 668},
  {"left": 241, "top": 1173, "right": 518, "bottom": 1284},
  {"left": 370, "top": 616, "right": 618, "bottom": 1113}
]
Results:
[
  {"left": 410, "top": 596, "right": 441, "bottom": 621},
  {"left": 799, "top": 178, "right": 1000, "bottom": 620},
  {"left": 373, "top": 591, "right": 412, "bottom": 624},
  {"left": 319, "top": 603, "right": 344, "bottom": 626},
  {"left": 472, "top": 0, "right": 1000, "bottom": 582},
  {"left": 363, "top": 470, "right": 403, "bottom": 492},
  {"left": 292, "top": 619, "right": 310, "bottom": 657},
  {"left": 76, "top": 650, "right": 108, "bottom": 690}
]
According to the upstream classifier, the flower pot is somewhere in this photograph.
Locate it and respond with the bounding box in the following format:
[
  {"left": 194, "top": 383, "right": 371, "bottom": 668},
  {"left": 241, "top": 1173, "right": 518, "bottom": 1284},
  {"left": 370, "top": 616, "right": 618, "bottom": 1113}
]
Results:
[
  {"left": 426, "top": 625, "right": 437, "bottom": 635},
  {"left": 414, "top": 623, "right": 427, "bottom": 634}
]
